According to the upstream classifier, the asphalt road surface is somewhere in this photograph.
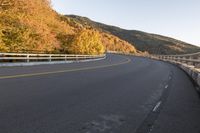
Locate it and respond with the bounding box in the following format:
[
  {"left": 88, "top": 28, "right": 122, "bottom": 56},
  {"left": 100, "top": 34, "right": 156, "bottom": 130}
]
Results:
[{"left": 0, "top": 54, "right": 200, "bottom": 133}]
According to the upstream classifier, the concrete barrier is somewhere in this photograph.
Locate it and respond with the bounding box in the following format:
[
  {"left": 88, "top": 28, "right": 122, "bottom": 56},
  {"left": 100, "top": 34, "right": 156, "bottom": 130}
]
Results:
[
  {"left": 154, "top": 51, "right": 200, "bottom": 93},
  {"left": 153, "top": 57, "right": 200, "bottom": 93}
]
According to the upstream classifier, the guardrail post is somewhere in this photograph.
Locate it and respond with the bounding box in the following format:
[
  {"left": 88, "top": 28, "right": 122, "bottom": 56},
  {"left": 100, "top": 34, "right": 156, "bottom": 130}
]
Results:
[
  {"left": 195, "top": 63, "right": 200, "bottom": 68},
  {"left": 195, "top": 57, "right": 200, "bottom": 68},
  {"left": 166, "top": 56, "right": 169, "bottom": 61},
  {"left": 181, "top": 57, "right": 185, "bottom": 64},
  {"left": 167, "top": 56, "right": 170, "bottom": 61},
  {"left": 177, "top": 56, "right": 180, "bottom": 63},
  {"left": 171, "top": 56, "right": 174, "bottom": 61},
  {"left": 170, "top": 56, "right": 172, "bottom": 60},
  {"left": 49, "top": 55, "right": 52, "bottom": 62},
  {"left": 188, "top": 56, "right": 193, "bottom": 66},
  {"left": 65, "top": 56, "right": 67, "bottom": 61},
  {"left": 27, "top": 54, "right": 30, "bottom": 62},
  {"left": 175, "top": 57, "right": 178, "bottom": 63}
]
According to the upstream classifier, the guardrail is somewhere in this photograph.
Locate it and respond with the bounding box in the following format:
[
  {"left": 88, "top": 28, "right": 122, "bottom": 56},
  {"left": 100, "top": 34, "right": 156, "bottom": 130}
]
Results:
[
  {"left": 150, "top": 52, "right": 200, "bottom": 69},
  {"left": 0, "top": 52, "right": 106, "bottom": 63},
  {"left": 147, "top": 51, "right": 200, "bottom": 92}
]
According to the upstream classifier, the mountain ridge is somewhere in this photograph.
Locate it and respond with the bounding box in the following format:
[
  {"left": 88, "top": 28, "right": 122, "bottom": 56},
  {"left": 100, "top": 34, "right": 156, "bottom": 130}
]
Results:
[{"left": 66, "top": 15, "right": 200, "bottom": 55}]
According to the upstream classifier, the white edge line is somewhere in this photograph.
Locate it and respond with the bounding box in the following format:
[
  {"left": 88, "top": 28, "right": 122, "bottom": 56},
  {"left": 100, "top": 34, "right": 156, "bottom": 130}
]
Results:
[
  {"left": 165, "top": 85, "right": 169, "bottom": 89},
  {"left": 153, "top": 101, "right": 162, "bottom": 112}
]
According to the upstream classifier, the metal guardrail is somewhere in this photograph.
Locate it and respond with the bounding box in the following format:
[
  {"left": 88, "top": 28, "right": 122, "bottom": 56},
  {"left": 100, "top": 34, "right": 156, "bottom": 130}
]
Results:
[
  {"left": 0, "top": 53, "right": 106, "bottom": 63},
  {"left": 150, "top": 52, "right": 200, "bottom": 68}
]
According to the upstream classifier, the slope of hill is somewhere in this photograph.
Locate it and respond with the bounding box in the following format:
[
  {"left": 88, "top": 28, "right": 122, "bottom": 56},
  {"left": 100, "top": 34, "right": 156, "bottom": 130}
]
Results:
[
  {"left": 0, "top": 0, "right": 73, "bottom": 53},
  {"left": 60, "top": 16, "right": 137, "bottom": 54},
  {"left": 66, "top": 15, "right": 200, "bottom": 55},
  {"left": 0, "top": 0, "right": 137, "bottom": 54},
  {"left": 1, "top": 0, "right": 197, "bottom": 55}
]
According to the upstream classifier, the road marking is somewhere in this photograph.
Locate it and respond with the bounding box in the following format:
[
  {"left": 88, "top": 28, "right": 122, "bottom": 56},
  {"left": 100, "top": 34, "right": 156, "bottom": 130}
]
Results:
[
  {"left": 0, "top": 57, "right": 131, "bottom": 80},
  {"left": 153, "top": 101, "right": 162, "bottom": 112},
  {"left": 165, "top": 85, "right": 169, "bottom": 89}
]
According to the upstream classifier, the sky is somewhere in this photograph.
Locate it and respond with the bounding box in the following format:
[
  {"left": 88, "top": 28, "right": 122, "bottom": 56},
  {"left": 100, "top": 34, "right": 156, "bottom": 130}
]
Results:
[{"left": 51, "top": 0, "right": 200, "bottom": 46}]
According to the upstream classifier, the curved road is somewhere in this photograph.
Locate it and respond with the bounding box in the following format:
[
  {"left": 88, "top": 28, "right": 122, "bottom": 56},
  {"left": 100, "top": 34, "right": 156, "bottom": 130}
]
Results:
[{"left": 0, "top": 54, "right": 200, "bottom": 133}]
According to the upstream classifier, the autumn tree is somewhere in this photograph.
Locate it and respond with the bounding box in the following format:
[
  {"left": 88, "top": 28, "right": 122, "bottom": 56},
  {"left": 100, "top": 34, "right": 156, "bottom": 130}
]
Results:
[
  {"left": 0, "top": 0, "right": 72, "bottom": 53},
  {"left": 68, "top": 29, "right": 105, "bottom": 55}
]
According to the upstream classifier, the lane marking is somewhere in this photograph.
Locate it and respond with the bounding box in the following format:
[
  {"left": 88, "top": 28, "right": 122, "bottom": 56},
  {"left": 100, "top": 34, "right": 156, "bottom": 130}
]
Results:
[
  {"left": 165, "top": 85, "right": 169, "bottom": 89},
  {"left": 153, "top": 101, "right": 162, "bottom": 112},
  {"left": 0, "top": 57, "right": 131, "bottom": 80}
]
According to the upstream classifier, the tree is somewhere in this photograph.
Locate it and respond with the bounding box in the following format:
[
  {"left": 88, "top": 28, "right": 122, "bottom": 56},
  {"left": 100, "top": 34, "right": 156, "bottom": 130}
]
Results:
[
  {"left": 0, "top": 0, "right": 71, "bottom": 53},
  {"left": 68, "top": 29, "right": 105, "bottom": 55}
]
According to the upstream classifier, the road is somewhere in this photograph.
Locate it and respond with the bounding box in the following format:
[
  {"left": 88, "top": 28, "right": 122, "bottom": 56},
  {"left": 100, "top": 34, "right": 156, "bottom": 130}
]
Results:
[{"left": 0, "top": 54, "right": 200, "bottom": 133}]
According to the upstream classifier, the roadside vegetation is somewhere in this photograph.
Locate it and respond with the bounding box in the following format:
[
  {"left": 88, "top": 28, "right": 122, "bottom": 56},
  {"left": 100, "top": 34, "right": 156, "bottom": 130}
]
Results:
[
  {"left": 0, "top": 0, "right": 71, "bottom": 53},
  {"left": 0, "top": 0, "right": 137, "bottom": 55}
]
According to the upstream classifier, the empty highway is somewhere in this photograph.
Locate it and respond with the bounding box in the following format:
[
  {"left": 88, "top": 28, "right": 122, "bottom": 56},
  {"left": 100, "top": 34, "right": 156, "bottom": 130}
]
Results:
[{"left": 0, "top": 54, "right": 200, "bottom": 133}]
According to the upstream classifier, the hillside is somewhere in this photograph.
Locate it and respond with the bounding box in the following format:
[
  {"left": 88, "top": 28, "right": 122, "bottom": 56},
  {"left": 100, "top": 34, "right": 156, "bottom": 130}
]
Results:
[
  {"left": 1, "top": 0, "right": 198, "bottom": 55},
  {"left": 0, "top": 0, "right": 73, "bottom": 53},
  {"left": 66, "top": 15, "right": 200, "bottom": 55},
  {"left": 60, "top": 16, "right": 137, "bottom": 54},
  {"left": 0, "top": 0, "right": 137, "bottom": 54}
]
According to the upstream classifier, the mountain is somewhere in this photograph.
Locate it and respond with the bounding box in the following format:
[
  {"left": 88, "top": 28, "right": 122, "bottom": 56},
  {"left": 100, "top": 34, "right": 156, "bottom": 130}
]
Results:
[
  {"left": 66, "top": 15, "right": 200, "bottom": 55},
  {"left": 0, "top": 0, "right": 137, "bottom": 54},
  {"left": 0, "top": 0, "right": 136, "bottom": 54},
  {"left": 1, "top": 0, "right": 198, "bottom": 55},
  {"left": 59, "top": 16, "right": 137, "bottom": 54}
]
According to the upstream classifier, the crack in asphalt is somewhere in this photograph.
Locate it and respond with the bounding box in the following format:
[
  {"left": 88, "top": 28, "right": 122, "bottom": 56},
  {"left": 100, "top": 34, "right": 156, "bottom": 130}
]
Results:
[{"left": 135, "top": 70, "right": 174, "bottom": 133}]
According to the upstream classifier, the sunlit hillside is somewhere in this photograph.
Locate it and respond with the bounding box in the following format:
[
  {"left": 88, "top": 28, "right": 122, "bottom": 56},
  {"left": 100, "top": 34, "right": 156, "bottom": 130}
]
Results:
[
  {"left": 60, "top": 16, "right": 137, "bottom": 54},
  {"left": 0, "top": 0, "right": 137, "bottom": 54},
  {"left": 0, "top": 0, "right": 73, "bottom": 53}
]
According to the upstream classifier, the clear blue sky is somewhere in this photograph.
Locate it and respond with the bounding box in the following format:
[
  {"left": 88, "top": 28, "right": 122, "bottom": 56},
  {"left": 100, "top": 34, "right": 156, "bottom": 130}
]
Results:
[{"left": 51, "top": 0, "right": 200, "bottom": 46}]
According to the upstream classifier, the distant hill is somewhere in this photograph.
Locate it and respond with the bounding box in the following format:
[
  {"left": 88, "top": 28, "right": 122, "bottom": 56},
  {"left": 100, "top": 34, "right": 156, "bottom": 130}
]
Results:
[{"left": 66, "top": 15, "right": 200, "bottom": 55}]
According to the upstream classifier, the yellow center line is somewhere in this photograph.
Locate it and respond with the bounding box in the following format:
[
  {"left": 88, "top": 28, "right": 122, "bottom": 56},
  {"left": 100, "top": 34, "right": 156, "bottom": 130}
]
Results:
[{"left": 0, "top": 57, "right": 131, "bottom": 80}]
